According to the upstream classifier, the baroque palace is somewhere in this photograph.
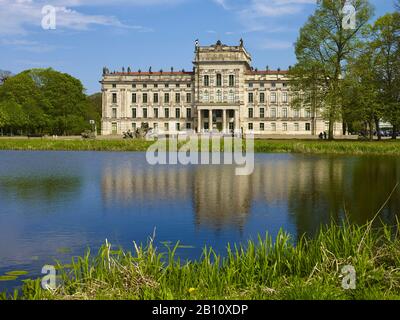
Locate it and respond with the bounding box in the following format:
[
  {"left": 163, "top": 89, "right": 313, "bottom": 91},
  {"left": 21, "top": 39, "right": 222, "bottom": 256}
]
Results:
[{"left": 101, "top": 40, "right": 339, "bottom": 136}]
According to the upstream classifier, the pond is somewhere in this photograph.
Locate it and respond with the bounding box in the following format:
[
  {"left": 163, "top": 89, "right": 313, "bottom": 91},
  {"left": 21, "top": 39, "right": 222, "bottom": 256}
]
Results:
[{"left": 0, "top": 151, "right": 399, "bottom": 292}]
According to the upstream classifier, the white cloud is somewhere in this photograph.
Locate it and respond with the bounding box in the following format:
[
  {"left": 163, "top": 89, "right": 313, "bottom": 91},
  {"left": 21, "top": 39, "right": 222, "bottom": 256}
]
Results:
[
  {"left": 213, "top": 0, "right": 316, "bottom": 32},
  {"left": 0, "top": 0, "right": 182, "bottom": 35}
]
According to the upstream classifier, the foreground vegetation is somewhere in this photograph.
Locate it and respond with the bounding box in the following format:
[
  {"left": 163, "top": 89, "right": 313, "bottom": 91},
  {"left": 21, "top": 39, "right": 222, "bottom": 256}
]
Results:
[
  {"left": 3, "top": 219, "right": 400, "bottom": 300},
  {"left": 1, "top": 138, "right": 400, "bottom": 155}
]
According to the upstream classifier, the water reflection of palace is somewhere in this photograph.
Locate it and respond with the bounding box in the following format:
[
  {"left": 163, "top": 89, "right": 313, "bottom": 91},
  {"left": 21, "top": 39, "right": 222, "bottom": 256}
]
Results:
[{"left": 101, "top": 155, "right": 400, "bottom": 236}]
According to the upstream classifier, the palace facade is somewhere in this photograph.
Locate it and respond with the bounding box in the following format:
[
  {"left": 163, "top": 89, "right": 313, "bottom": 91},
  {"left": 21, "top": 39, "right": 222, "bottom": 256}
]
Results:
[{"left": 101, "top": 40, "right": 341, "bottom": 136}]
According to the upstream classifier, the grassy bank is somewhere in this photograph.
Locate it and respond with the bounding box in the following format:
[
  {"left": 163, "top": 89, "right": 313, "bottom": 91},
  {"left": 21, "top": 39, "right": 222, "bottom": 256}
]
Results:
[
  {"left": 0, "top": 138, "right": 400, "bottom": 155},
  {"left": 5, "top": 220, "right": 400, "bottom": 300}
]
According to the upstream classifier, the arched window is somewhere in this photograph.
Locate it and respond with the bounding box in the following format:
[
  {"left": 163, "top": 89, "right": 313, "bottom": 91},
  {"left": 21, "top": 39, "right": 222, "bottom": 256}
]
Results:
[
  {"left": 217, "top": 90, "right": 222, "bottom": 102},
  {"left": 228, "top": 90, "right": 234, "bottom": 103},
  {"left": 204, "top": 75, "right": 209, "bottom": 87},
  {"left": 203, "top": 91, "right": 209, "bottom": 102},
  {"left": 216, "top": 74, "right": 222, "bottom": 87}
]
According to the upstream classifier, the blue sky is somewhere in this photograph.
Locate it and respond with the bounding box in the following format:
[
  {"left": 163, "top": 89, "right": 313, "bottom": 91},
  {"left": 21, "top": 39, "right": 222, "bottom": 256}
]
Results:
[{"left": 0, "top": 0, "right": 397, "bottom": 94}]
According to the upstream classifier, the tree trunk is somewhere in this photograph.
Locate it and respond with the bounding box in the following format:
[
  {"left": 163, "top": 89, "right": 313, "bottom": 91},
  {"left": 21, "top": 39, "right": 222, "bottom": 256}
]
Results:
[
  {"left": 392, "top": 125, "right": 398, "bottom": 140},
  {"left": 375, "top": 118, "right": 382, "bottom": 141},
  {"left": 342, "top": 122, "right": 347, "bottom": 136},
  {"left": 329, "top": 118, "right": 334, "bottom": 140},
  {"left": 368, "top": 120, "right": 373, "bottom": 141}
]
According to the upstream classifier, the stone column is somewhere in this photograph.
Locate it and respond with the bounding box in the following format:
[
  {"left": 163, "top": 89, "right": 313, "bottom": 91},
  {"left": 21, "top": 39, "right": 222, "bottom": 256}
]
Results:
[
  {"left": 234, "top": 109, "right": 239, "bottom": 132},
  {"left": 198, "top": 109, "right": 202, "bottom": 133},
  {"left": 209, "top": 109, "right": 213, "bottom": 131},
  {"left": 223, "top": 109, "right": 227, "bottom": 133}
]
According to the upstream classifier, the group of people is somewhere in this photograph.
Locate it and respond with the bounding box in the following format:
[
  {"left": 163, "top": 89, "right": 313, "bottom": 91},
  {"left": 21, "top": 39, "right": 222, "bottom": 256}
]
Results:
[{"left": 319, "top": 132, "right": 328, "bottom": 140}]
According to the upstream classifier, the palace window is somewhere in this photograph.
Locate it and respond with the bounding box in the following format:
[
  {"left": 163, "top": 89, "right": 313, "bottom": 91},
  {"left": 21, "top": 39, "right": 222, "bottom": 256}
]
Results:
[
  {"left": 112, "top": 93, "right": 117, "bottom": 104},
  {"left": 270, "top": 108, "right": 276, "bottom": 118},
  {"left": 271, "top": 82, "right": 276, "bottom": 88},
  {"left": 176, "top": 123, "right": 181, "bottom": 131},
  {"left": 132, "top": 123, "right": 136, "bottom": 130},
  {"left": 153, "top": 123, "right": 158, "bottom": 129},
  {"left": 165, "top": 108, "right": 170, "bottom": 118},
  {"left": 216, "top": 90, "right": 222, "bottom": 102},
  {"left": 248, "top": 123, "right": 253, "bottom": 130},
  {"left": 283, "top": 123, "right": 288, "bottom": 131},
  {"left": 204, "top": 75, "right": 210, "bottom": 87},
  {"left": 186, "top": 93, "right": 192, "bottom": 103},
  {"left": 260, "top": 123, "right": 265, "bottom": 131},
  {"left": 248, "top": 93, "right": 254, "bottom": 103},
  {"left": 175, "top": 108, "right": 181, "bottom": 119},
  {"left": 187, "top": 84, "right": 191, "bottom": 88},
  {"left": 294, "top": 109, "right": 300, "bottom": 118},
  {"left": 249, "top": 83, "right": 253, "bottom": 88},
  {"left": 260, "top": 92, "right": 265, "bottom": 103},
  {"left": 305, "top": 123, "right": 311, "bottom": 131},
  {"left": 132, "top": 93, "right": 137, "bottom": 103},
  {"left": 132, "top": 108, "right": 137, "bottom": 118},
  {"left": 228, "top": 91, "right": 234, "bottom": 103},
  {"left": 143, "top": 93, "right": 148, "bottom": 104},
  {"left": 154, "top": 108, "right": 159, "bottom": 118},
  {"left": 248, "top": 108, "right": 254, "bottom": 119},
  {"left": 112, "top": 108, "right": 117, "bottom": 118},
  {"left": 229, "top": 75, "right": 235, "bottom": 87},
  {"left": 164, "top": 93, "right": 170, "bottom": 103},
  {"left": 260, "top": 82, "right": 265, "bottom": 88},
  {"left": 203, "top": 91, "right": 209, "bottom": 102},
  {"left": 282, "top": 108, "right": 288, "bottom": 118},
  {"left": 270, "top": 92, "right": 277, "bottom": 103},
  {"left": 112, "top": 84, "right": 116, "bottom": 88},
  {"left": 186, "top": 108, "right": 192, "bottom": 119},
  {"left": 176, "top": 93, "right": 181, "bottom": 103},
  {"left": 153, "top": 93, "right": 159, "bottom": 104},
  {"left": 143, "top": 84, "right": 147, "bottom": 88},
  {"left": 186, "top": 123, "right": 192, "bottom": 130},
  {"left": 132, "top": 84, "right": 136, "bottom": 88},
  {"left": 143, "top": 108, "right": 148, "bottom": 119},
  {"left": 176, "top": 84, "right": 180, "bottom": 88},
  {"left": 282, "top": 92, "right": 288, "bottom": 103},
  {"left": 305, "top": 109, "right": 311, "bottom": 118},
  {"left": 229, "top": 110, "right": 235, "bottom": 118},
  {"left": 260, "top": 108, "right": 265, "bottom": 118},
  {"left": 154, "top": 84, "right": 158, "bottom": 88},
  {"left": 216, "top": 74, "right": 222, "bottom": 87},
  {"left": 165, "top": 123, "right": 169, "bottom": 131},
  {"left": 165, "top": 84, "right": 169, "bottom": 88}
]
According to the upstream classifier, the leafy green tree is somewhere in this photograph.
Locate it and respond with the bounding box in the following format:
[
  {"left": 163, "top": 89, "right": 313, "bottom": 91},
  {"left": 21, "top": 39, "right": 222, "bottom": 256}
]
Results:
[
  {"left": 291, "top": 0, "right": 373, "bottom": 139},
  {"left": 0, "top": 68, "right": 95, "bottom": 135},
  {"left": 368, "top": 13, "right": 400, "bottom": 139}
]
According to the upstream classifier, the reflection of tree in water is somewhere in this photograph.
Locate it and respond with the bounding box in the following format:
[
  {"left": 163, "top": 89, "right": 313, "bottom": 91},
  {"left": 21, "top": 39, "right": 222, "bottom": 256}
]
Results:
[
  {"left": 345, "top": 157, "right": 400, "bottom": 225},
  {"left": 286, "top": 156, "right": 347, "bottom": 238},
  {"left": 287, "top": 156, "right": 400, "bottom": 239},
  {"left": 0, "top": 176, "right": 82, "bottom": 203}
]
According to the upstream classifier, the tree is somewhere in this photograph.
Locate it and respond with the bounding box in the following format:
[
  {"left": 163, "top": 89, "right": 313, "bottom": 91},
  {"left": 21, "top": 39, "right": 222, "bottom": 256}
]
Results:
[
  {"left": 344, "top": 50, "right": 383, "bottom": 140},
  {"left": 291, "top": 0, "right": 373, "bottom": 139},
  {"left": 0, "top": 68, "right": 95, "bottom": 135},
  {"left": 369, "top": 13, "right": 400, "bottom": 139},
  {"left": 0, "top": 70, "right": 12, "bottom": 85}
]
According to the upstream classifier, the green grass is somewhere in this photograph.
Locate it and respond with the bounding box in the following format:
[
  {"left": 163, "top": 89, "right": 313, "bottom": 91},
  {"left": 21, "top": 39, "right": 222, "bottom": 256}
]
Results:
[
  {"left": 0, "top": 138, "right": 400, "bottom": 155},
  {"left": 5, "top": 220, "right": 400, "bottom": 300}
]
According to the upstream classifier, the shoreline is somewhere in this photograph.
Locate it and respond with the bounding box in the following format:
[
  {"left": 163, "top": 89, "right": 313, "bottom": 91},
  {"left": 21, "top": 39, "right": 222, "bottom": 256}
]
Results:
[
  {"left": 3, "top": 221, "right": 399, "bottom": 300},
  {"left": 0, "top": 138, "right": 400, "bottom": 155}
]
